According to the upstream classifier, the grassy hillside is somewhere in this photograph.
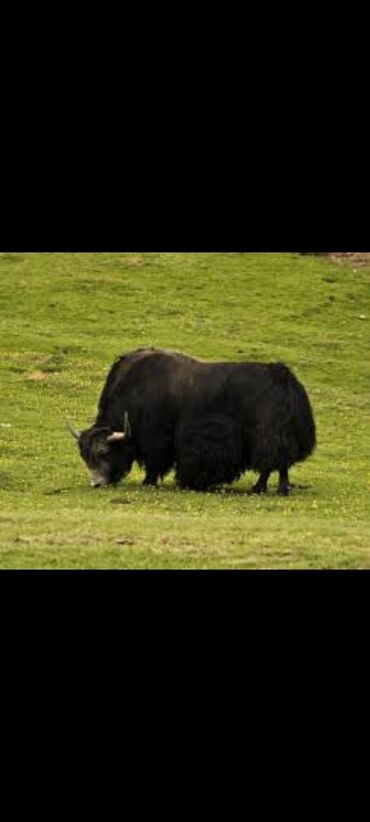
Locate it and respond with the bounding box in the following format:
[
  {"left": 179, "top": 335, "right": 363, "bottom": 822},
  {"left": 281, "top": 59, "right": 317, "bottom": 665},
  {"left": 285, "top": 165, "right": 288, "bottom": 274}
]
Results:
[{"left": 1, "top": 252, "right": 369, "bottom": 569}]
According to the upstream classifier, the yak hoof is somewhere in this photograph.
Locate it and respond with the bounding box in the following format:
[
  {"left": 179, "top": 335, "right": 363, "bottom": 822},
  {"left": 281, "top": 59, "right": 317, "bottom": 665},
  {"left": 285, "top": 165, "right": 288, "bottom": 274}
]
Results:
[
  {"left": 278, "top": 484, "right": 291, "bottom": 496},
  {"left": 252, "top": 483, "right": 267, "bottom": 494}
]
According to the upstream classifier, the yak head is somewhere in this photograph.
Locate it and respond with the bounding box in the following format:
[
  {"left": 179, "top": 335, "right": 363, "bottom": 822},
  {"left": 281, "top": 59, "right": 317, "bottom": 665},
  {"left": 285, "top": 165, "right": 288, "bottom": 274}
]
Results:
[{"left": 67, "top": 412, "right": 135, "bottom": 487}]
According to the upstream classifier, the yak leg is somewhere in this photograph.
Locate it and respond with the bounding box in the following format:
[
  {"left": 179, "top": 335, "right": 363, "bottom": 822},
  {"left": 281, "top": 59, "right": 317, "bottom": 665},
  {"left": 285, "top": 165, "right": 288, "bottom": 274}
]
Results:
[
  {"left": 278, "top": 466, "right": 291, "bottom": 496},
  {"left": 252, "top": 471, "right": 270, "bottom": 494}
]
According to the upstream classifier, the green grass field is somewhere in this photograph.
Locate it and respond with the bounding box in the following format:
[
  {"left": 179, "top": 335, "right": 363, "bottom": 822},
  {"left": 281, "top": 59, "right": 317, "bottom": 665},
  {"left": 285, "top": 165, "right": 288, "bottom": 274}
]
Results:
[{"left": 1, "top": 252, "right": 369, "bottom": 569}]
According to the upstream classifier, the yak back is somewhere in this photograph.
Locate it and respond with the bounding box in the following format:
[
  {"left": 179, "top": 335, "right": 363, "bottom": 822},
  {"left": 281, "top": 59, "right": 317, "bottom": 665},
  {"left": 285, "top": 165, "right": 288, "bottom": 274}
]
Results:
[{"left": 96, "top": 348, "right": 236, "bottom": 428}]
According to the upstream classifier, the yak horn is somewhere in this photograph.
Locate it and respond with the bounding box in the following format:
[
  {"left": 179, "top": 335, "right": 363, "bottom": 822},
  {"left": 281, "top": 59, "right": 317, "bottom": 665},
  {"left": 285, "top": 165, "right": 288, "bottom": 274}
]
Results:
[
  {"left": 107, "top": 431, "right": 126, "bottom": 443},
  {"left": 106, "top": 413, "right": 132, "bottom": 444},
  {"left": 66, "top": 420, "right": 80, "bottom": 440}
]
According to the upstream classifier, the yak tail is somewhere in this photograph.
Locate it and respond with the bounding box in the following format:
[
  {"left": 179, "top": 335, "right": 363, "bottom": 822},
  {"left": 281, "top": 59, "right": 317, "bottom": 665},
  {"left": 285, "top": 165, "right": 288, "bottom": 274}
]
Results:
[{"left": 269, "top": 362, "right": 317, "bottom": 461}]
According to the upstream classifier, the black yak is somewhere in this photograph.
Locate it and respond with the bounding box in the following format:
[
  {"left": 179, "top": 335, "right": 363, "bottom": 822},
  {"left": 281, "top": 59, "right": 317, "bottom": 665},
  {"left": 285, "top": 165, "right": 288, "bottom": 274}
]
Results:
[{"left": 68, "top": 347, "right": 316, "bottom": 494}]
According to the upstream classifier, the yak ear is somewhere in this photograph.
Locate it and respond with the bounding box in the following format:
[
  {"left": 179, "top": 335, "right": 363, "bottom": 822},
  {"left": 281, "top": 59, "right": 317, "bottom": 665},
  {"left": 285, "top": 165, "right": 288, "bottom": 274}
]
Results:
[{"left": 106, "top": 431, "right": 126, "bottom": 443}]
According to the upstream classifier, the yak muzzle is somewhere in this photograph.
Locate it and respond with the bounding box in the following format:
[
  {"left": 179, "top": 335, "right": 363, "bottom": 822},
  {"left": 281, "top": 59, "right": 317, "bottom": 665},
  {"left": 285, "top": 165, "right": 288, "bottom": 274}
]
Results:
[{"left": 90, "top": 472, "right": 109, "bottom": 488}]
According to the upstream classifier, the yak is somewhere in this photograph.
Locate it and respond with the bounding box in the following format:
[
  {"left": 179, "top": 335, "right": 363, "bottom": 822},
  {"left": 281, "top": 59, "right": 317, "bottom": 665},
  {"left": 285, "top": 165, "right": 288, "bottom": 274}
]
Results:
[{"left": 68, "top": 347, "right": 316, "bottom": 495}]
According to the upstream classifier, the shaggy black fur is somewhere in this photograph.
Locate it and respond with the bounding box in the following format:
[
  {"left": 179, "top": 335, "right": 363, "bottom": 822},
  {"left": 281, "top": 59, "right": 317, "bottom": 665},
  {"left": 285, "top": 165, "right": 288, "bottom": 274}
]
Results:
[
  {"left": 174, "top": 414, "right": 243, "bottom": 490},
  {"left": 72, "top": 348, "right": 316, "bottom": 493}
]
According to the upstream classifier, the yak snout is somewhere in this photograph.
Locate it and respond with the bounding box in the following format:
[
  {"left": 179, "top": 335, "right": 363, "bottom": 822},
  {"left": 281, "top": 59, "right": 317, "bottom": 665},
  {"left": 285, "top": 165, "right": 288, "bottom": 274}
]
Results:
[{"left": 90, "top": 471, "right": 110, "bottom": 488}]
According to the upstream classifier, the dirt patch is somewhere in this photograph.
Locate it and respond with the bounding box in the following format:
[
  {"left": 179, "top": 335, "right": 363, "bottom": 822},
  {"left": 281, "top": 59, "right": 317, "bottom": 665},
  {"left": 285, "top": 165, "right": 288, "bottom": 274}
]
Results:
[
  {"left": 301, "top": 253, "right": 370, "bottom": 267},
  {"left": 26, "top": 371, "right": 48, "bottom": 381},
  {"left": 119, "top": 255, "right": 143, "bottom": 266},
  {"left": 328, "top": 253, "right": 370, "bottom": 267},
  {"left": 115, "top": 538, "right": 136, "bottom": 546}
]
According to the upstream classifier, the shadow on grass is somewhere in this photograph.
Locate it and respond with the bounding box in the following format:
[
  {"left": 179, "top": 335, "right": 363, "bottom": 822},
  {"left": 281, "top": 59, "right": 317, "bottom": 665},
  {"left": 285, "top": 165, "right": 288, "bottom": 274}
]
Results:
[
  {"left": 42, "top": 477, "right": 312, "bottom": 500},
  {"left": 109, "top": 480, "right": 313, "bottom": 501}
]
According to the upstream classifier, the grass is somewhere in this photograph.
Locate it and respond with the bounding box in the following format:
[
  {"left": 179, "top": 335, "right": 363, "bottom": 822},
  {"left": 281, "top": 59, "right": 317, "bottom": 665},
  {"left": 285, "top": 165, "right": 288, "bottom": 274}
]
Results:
[{"left": 1, "top": 251, "right": 369, "bottom": 569}]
